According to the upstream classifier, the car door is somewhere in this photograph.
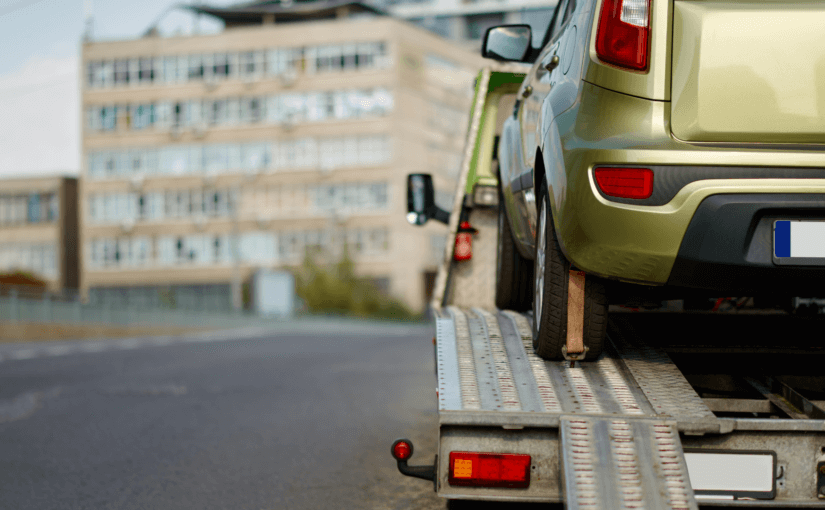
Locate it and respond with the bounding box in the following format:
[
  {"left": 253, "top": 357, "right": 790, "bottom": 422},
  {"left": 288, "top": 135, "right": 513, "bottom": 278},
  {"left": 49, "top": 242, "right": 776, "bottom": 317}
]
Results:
[{"left": 510, "top": 0, "right": 577, "bottom": 252}]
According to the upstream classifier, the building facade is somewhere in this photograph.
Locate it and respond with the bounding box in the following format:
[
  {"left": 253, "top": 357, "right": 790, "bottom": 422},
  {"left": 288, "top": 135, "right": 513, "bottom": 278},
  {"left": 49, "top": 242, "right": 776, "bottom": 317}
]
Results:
[
  {"left": 0, "top": 176, "right": 79, "bottom": 293},
  {"left": 80, "top": 9, "right": 483, "bottom": 312}
]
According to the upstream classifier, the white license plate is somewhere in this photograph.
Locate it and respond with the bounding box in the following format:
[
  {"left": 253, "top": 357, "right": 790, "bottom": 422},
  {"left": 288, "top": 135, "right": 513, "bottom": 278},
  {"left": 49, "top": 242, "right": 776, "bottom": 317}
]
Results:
[
  {"left": 684, "top": 450, "right": 776, "bottom": 500},
  {"left": 774, "top": 220, "right": 825, "bottom": 263}
]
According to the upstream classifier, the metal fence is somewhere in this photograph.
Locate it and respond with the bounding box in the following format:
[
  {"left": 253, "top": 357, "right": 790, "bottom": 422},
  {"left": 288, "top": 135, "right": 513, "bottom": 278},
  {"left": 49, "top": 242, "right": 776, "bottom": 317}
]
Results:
[{"left": 0, "top": 285, "right": 285, "bottom": 329}]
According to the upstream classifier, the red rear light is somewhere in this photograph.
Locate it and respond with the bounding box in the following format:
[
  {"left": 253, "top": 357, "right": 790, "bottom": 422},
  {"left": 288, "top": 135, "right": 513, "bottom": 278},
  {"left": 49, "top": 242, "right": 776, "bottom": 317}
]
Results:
[
  {"left": 454, "top": 221, "right": 474, "bottom": 261},
  {"left": 594, "top": 167, "right": 654, "bottom": 199},
  {"left": 448, "top": 451, "right": 531, "bottom": 488},
  {"left": 392, "top": 440, "right": 413, "bottom": 461},
  {"left": 595, "top": 0, "right": 651, "bottom": 71}
]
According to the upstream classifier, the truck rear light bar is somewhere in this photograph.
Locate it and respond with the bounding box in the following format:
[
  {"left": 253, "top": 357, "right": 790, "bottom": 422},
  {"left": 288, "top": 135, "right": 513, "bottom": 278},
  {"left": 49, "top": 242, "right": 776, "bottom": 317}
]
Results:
[{"left": 448, "top": 451, "right": 531, "bottom": 488}]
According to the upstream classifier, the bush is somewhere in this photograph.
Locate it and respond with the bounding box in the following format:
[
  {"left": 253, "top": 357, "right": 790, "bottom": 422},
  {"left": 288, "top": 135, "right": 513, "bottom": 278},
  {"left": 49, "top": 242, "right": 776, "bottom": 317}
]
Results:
[{"left": 295, "top": 249, "right": 418, "bottom": 321}]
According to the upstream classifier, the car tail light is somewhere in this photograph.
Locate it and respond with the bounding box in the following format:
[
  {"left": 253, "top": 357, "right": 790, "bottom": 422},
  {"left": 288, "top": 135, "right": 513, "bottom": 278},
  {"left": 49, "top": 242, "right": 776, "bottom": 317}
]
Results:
[
  {"left": 448, "top": 451, "right": 531, "bottom": 488},
  {"left": 594, "top": 167, "right": 654, "bottom": 199},
  {"left": 595, "top": 0, "right": 651, "bottom": 71}
]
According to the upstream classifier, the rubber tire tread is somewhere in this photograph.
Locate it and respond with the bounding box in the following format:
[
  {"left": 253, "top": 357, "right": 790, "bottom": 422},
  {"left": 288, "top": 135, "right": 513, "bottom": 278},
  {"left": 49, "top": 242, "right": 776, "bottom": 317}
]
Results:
[
  {"left": 533, "top": 184, "right": 606, "bottom": 361},
  {"left": 495, "top": 190, "right": 533, "bottom": 311}
]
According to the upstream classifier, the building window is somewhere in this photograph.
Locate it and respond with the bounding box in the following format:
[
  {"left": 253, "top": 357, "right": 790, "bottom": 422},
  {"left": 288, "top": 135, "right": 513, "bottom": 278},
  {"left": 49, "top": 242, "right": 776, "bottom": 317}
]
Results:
[
  {"left": 213, "top": 53, "right": 230, "bottom": 78},
  {"left": 267, "top": 47, "right": 304, "bottom": 76},
  {"left": 114, "top": 60, "right": 130, "bottom": 85},
  {"left": 310, "top": 181, "right": 390, "bottom": 213},
  {"left": 208, "top": 99, "right": 227, "bottom": 125},
  {"left": 87, "top": 88, "right": 392, "bottom": 133},
  {"left": 27, "top": 194, "right": 40, "bottom": 223},
  {"left": 0, "top": 194, "right": 56, "bottom": 225},
  {"left": 162, "top": 56, "right": 180, "bottom": 83},
  {"left": 0, "top": 242, "right": 57, "bottom": 277},
  {"left": 86, "top": 134, "right": 393, "bottom": 180},
  {"left": 49, "top": 194, "right": 59, "bottom": 222},
  {"left": 241, "top": 97, "right": 263, "bottom": 123},
  {"left": 239, "top": 50, "right": 264, "bottom": 77},
  {"left": 85, "top": 42, "right": 388, "bottom": 89},
  {"left": 99, "top": 106, "right": 117, "bottom": 131},
  {"left": 87, "top": 61, "right": 101, "bottom": 88},
  {"left": 132, "top": 104, "right": 155, "bottom": 130},
  {"left": 138, "top": 58, "right": 155, "bottom": 83},
  {"left": 188, "top": 54, "right": 204, "bottom": 81}
]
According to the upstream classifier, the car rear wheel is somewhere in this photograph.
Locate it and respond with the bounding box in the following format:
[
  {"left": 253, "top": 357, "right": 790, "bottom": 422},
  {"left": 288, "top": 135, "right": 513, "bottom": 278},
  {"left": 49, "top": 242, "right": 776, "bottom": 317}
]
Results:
[
  {"left": 532, "top": 185, "right": 607, "bottom": 361},
  {"left": 495, "top": 189, "right": 533, "bottom": 311}
]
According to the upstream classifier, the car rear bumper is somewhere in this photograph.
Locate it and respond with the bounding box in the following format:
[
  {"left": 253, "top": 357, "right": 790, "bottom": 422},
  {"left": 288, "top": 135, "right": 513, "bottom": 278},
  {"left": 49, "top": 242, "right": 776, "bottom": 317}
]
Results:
[
  {"left": 667, "top": 194, "right": 825, "bottom": 294},
  {"left": 547, "top": 82, "right": 825, "bottom": 288},
  {"left": 560, "top": 174, "right": 825, "bottom": 288}
]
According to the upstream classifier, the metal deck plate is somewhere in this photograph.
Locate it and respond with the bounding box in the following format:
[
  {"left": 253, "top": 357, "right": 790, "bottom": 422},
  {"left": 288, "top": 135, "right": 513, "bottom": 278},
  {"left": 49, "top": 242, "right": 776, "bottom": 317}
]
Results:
[
  {"left": 436, "top": 308, "right": 719, "bottom": 432},
  {"left": 561, "top": 417, "right": 698, "bottom": 510},
  {"left": 445, "top": 209, "right": 498, "bottom": 311}
]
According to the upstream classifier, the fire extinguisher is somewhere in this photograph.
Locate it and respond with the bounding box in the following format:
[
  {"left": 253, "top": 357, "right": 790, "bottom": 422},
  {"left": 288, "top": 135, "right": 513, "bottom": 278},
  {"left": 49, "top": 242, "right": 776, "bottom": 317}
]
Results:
[{"left": 454, "top": 220, "right": 478, "bottom": 262}]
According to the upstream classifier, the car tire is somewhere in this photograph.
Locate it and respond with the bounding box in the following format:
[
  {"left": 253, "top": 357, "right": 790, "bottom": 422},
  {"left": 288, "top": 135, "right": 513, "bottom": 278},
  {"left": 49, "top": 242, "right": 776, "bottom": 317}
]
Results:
[
  {"left": 495, "top": 189, "right": 533, "bottom": 311},
  {"left": 532, "top": 183, "right": 607, "bottom": 361}
]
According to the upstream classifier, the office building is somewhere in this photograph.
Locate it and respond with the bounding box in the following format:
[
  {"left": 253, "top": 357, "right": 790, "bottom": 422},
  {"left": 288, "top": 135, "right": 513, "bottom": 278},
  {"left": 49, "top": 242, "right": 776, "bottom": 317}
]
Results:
[
  {"left": 0, "top": 176, "right": 79, "bottom": 293},
  {"left": 81, "top": 1, "right": 483, "bottom": 312}
]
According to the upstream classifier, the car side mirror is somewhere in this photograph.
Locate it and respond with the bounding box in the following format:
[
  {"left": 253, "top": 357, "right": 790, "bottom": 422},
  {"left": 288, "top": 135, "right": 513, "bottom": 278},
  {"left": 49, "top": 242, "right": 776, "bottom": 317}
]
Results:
[
  {"left": 482, "top": 25, "right": 532, "bottom": 62},
  {"left": 407, "top": 174, "right": 450, "bottom": 226}
]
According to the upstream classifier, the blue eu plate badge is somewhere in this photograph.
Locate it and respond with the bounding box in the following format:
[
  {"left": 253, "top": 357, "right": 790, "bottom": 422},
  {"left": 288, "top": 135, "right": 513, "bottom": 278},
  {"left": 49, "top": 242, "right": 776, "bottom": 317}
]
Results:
[{"left": 773, "top": 220, "right": 825, "bottom": 264}]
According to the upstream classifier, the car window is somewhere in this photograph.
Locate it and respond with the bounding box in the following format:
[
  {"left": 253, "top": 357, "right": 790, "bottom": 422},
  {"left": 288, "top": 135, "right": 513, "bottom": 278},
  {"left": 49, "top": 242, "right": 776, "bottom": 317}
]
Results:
[
  {"left": 542, "top": 0, "right": 568, "bottom": 48},
  {"left": 555, "top": 0, "right": 577, "bottom": 37},
  {"left": 563, "top": 0, "right": 577, "bottom": 25},
  {"left": 523, "top": 8, "right": 556, "bottom": 48},
  {"left": 542, "top": 0, "right": 577, "bottom": 48}
]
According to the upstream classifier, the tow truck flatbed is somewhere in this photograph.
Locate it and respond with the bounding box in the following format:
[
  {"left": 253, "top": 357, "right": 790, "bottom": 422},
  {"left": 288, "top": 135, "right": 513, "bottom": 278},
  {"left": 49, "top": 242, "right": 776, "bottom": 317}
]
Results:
[
  {"left": 394, "top": 67, "right": 825, "bottom": 508},
  {"left": 431, "top": 307, "right": 825, "bottom": 507}
]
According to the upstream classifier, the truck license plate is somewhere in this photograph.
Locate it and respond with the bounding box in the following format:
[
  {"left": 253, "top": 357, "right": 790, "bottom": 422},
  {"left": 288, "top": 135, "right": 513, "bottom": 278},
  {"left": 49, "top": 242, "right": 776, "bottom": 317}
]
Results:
[
  {"left": 774, "top": 220, "right": 825, "bottom": 265},
  {"left": 684, "top": 450, "right": 776, "bottom": 500}
]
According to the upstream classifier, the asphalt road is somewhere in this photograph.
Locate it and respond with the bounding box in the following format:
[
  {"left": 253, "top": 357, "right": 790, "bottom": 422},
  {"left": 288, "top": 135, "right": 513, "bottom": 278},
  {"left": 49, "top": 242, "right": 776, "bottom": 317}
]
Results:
[{"left": 0, "top": 320, "right": 450, "bottom": 510}]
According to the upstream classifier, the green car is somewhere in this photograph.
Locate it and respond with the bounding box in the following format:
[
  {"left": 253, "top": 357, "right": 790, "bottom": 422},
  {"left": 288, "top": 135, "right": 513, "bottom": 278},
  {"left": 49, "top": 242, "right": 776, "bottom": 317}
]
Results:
[{"left": 484, "top": 0, "right": 825, "bottom": 360}]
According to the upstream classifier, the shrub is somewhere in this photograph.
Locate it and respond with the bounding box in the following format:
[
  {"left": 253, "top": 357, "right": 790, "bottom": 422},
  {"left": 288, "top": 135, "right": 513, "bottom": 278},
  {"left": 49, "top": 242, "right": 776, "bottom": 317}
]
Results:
[{"left": 295, "top": 249, "right": 418, "bottom": 321}]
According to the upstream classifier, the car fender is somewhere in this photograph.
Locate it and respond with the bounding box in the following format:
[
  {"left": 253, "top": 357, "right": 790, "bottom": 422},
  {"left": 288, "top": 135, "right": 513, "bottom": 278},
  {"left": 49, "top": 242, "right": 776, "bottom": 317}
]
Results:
[{"left": 541, "top": 116, "right": 568, "bottom": 225}]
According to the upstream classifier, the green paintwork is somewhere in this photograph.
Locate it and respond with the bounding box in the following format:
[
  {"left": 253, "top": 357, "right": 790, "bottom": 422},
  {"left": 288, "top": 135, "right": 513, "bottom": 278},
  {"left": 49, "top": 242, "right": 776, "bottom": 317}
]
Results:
[
  {"left": 550, "top": 81, "right": 825, "bottom": 285},
  {"left": 671, "top": 1, "right": 825, "bottom": 144},
  {"left": 465, "top": 71, "right": 525, "bottom": 195}
]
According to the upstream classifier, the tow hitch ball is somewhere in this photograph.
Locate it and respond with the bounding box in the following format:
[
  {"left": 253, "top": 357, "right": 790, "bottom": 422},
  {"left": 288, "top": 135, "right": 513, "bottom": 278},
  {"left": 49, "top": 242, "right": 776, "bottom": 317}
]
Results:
[{"left": 391, "top": 439, "right": 437, "bottom": 490}]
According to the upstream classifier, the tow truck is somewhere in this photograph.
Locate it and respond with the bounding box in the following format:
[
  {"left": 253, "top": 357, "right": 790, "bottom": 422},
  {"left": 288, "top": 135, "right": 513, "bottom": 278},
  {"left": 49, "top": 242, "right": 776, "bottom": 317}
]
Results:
[{"left": 393, "top": 66, "right": 825, "bottom": 508}]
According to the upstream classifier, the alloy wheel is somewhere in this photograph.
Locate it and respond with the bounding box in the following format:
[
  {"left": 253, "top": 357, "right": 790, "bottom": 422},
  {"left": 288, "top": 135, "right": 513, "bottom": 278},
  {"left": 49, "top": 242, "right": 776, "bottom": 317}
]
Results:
[{"left": 534, "top": 198, "right": 547, "bottom": 329}]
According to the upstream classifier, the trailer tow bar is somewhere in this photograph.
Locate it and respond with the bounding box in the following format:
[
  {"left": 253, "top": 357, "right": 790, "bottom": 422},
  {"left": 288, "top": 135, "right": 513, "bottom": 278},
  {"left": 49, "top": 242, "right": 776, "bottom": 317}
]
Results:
[{"left": 391, "top": 439, "right": 437, "bottom": 490}]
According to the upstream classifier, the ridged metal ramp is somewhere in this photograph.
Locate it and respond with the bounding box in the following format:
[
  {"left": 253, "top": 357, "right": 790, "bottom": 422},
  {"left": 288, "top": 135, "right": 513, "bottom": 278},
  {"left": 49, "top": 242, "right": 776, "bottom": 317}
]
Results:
[
  {"left": 435, "top": 307, "right": 716, "bottom": 509},
  {"left": 561, "top": 417, "right": 696, "bottom": 510}
]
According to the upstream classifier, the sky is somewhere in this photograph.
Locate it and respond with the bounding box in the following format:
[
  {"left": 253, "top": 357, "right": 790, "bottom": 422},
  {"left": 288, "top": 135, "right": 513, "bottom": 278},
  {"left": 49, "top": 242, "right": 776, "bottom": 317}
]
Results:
[{"left": 0, "top": 0, "right": 232, "bottom": 178}]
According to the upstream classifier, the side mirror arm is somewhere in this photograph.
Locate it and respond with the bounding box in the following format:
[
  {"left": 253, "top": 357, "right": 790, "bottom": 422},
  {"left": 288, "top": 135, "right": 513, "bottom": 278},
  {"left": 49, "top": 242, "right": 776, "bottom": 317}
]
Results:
[{"left": 431, "top": 206, "right": 450, "bottom": 225}]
